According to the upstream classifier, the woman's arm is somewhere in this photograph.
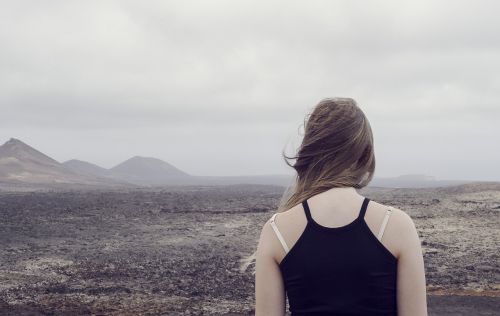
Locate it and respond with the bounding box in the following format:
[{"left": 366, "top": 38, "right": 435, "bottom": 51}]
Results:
[
  {"left": 255, "top": 218, "right": 286, "bottom": 316},
  {"left": 395, "top": 210, "right": 429, "bottom": 316}
]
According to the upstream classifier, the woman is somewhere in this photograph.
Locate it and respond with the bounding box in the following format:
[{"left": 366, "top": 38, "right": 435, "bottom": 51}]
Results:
[{"left": 249, "top": 98, "right": 428, "bottom": 315}]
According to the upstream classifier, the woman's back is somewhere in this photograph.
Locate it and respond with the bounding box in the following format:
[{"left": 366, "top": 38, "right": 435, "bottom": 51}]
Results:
[
  {"left": 255, "top": 187, "right": 428, "bottom": 316},
  {"left": 253, "top": 98, "right": 427, "bottom": 315}
]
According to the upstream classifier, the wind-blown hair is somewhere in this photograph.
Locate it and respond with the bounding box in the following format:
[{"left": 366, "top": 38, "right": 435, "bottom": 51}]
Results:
[{"left": 239, "top": 97, "right": 376, "bottom": 274}]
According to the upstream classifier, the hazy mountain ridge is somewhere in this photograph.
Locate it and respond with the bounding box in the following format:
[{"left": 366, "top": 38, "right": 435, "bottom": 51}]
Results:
[
  {"left": 0, "top": 138, "right": 494, "bottom": 190},
  {"left": 0, "top": 138, "right": 127, "bottom": 188},
  {"left": 0, "top": 138, "right": 294, "bottom": 188}
]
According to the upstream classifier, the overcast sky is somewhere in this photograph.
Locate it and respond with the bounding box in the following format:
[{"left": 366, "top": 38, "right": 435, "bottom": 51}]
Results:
[{"left": 0, "top": 1, "right": 498, "bottom": 180}]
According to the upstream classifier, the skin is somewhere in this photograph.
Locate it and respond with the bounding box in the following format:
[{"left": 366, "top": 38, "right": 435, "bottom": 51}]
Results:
[{"left": 255, "top": 187, "right": 428, "bottom": 316}]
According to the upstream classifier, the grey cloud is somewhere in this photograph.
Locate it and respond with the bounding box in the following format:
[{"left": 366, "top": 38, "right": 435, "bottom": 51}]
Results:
[{"left": 0, "top": 0, "right": 498, "bottom": 178}]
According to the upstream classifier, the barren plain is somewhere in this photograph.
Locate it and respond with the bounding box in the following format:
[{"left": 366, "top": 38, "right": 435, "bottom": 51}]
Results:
[{"left": 0, "top": 183, "right": 499, "bottom": 315}]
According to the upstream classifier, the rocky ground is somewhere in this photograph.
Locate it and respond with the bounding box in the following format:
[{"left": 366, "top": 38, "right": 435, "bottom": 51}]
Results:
[{"left": 0, "top": 183, "right": 498, "bottom": 315}]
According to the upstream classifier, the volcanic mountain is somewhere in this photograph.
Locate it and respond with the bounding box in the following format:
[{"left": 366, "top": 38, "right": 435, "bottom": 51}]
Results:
[
  {"left": 109, "top": 156, "right": 191, "bottom": 186},
  {"left": 63, "top": 159, "right": 112, "bottom": 178}
]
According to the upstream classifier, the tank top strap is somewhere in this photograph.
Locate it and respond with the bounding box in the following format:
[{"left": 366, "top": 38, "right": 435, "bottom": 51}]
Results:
[
  {"left": 357, "top": 197, "right": 371, "bottom": 219},
  {"left": 302, "top": 199, "right": 313, "bottom": 222}
]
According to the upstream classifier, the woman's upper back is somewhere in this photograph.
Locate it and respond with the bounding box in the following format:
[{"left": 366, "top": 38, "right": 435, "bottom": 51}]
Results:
[
  {"left": 271, "top": 193, "right": 404, "bottom": 266},
  {"left": 267, "top": 191, "right": 421, "bottom": 315}
]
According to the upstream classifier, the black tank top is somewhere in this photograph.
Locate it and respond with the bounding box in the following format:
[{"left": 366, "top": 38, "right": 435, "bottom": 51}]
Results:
[{"left": 278, "top": 197, "right": 398, "bottom": 315}]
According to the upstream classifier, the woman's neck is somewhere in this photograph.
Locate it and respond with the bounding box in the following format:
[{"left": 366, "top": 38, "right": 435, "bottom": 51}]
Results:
[{"left": 313, "top": 186, "right": 362, "bottom": 204}]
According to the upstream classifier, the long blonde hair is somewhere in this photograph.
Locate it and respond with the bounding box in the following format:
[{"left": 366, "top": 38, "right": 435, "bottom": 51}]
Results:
[{"left": 239, "top": 97, "right": 376, "bottom": 274}]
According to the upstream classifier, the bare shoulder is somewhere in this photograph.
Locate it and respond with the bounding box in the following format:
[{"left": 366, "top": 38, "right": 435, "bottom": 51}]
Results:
[
  {"left": 274, "top": 202, "right": 304, "bottom": 222},
  {"left": 257, "top": 215, "right": 277, "bottom": 256},
  {"left": 257, "top": 203, "right": 306, "bottom": 264},
  {"left": 370, "top": 199, "right": 417, "bottom": 231},
  {"left": 368, "top": 200, "right": 422, "bottom": 258},
  {"left": 257, "top": 205, "right": 300, "bottom": 257}
]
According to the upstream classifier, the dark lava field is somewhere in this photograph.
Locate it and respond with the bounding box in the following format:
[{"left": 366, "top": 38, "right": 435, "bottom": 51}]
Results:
[{"left": 0, "top": 183, "right": 499, "bottom": 315}]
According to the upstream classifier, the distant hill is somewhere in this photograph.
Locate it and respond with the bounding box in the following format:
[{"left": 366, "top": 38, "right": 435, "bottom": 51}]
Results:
[
  {"left": 109, "top": 156, "right": 191, "bottom": 186},
  {"left": 63, "top": 159, "right": 112, "bottom": 178},
  {"left": 0, "top": 138, "right": 60, "bottom": 169},
  {"left": 0, "top": 138, "right": 129, "bottom": 189}
]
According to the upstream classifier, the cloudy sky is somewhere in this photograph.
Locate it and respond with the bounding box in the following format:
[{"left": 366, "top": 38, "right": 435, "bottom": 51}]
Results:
[{"left": 0, "top": 1, "right": 498, "bottom": 180}]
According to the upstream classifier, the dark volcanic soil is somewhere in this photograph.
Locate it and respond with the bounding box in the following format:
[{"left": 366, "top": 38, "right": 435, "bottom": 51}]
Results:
[{"left": 0, "top": 183, "right": 498, "bottom": 315}]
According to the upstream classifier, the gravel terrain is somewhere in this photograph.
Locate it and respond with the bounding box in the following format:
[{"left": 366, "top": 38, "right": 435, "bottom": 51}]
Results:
[{"left": 0, "top": 183, "right": 498, "bottom": 315}]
